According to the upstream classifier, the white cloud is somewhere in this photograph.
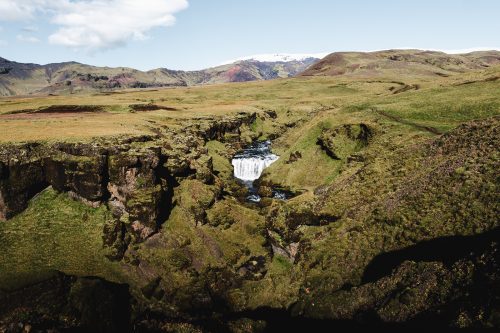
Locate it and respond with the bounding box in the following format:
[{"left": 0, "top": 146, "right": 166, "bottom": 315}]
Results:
[
  {"left": 0, "top": 0, "right": 189, "bottom": 51},
  {"left": 16, "top": 34, "right": 40, "bottom": 43},
  {"left": 22, "top": 25, "right": 38, "bottom": 32},
  {"left": 0, "top": 0, "right": 35, "bottom": 21},
  {"left": 0, "top": 0, "right": 58, "bottom": 21}
]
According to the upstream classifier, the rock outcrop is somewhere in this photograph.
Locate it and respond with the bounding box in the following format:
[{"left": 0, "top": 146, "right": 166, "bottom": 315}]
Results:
[
  {"left": 0, "top": 112, "right": 257, "bottom": 259},
  {"left": 317, "top": 123, "right": 372, "bottom": 160},
  {"left": 0, "top": 272, "right": 131, "bottom": 333}
]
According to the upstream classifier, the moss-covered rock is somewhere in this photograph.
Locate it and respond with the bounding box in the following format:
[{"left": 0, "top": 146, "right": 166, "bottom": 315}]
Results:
[
  {"left": 177, "top": 179, "right": 219, "bottom": 225},
  {"left": 0, "top": 143, "right": 47, "bottom": 220},
  {"left": 0, "top": 273, "right": 131, "bottom": 333},
  {"left": 294, "top": 237, "right": 499, "bottom": 327},
  {"left": 317, "top": 123, "right": 372, "bottom": 160}
]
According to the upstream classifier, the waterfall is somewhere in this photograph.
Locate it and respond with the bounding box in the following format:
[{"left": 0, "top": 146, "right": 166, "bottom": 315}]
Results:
[
  {"left": 231, "top": 141, "right": 279, "bottom": 181},
  {"left": 232, "top": 155, "right": 279, "bottom": 181},
  {"left": 231, "top": 140, "right": 289, "bottom": 203}
]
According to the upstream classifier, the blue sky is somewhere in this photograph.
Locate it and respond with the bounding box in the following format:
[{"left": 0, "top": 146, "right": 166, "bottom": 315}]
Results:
[{"left": 0, "top": 0, "right": 499, "bottom": 70}]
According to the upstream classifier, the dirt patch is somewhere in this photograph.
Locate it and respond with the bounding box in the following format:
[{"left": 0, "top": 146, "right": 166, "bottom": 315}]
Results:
[
  {"left": 36, "top": 105, "right": 104, "bottom": 114},
  {"left": 1, "top": 105, "right": 107, "bottom": 119},
  {"left": 0, "top": 113, "right": 106, "bottom": 120},
  {"left": 373, "top": 109, "right": 442, "bottom": 135},
  {"left": 389, "top": 84, "right": 420, "bottom": 94},
  {"left": 3, "top": 105, "right": 105, "bottom": 116},
  {"left": 453, "top": 76, "right": 500, "bottom": 86},
  {"left": 129, "top": 104, "right": 178, "bottom": 112}
]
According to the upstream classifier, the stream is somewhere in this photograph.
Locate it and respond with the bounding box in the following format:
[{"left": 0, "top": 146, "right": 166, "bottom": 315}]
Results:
[{"left": 231, "top": 140, "right": 287, "bottom": 203}]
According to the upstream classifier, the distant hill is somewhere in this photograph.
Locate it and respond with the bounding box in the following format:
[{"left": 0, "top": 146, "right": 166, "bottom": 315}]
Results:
[
  {"left": 300, "top": 49, "right": 500, "bottom": 78},
  {"left": 0, "top": 57, "right": 319, "bottom": 96},
  {"left": 3, "top": 49, "right": 500, "bottom": 96}
]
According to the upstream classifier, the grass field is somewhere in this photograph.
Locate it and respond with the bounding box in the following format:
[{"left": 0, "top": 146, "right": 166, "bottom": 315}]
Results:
[{"left": 1, "top": 65, "right": 498, "bottom": 143}]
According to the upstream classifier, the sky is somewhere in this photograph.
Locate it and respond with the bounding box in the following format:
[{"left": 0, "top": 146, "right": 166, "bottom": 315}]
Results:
[{"left": 0, "top": 0, "right": 499, "bottom": 71}]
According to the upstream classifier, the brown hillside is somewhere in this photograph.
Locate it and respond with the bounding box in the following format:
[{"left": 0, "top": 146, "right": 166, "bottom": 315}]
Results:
[{"left": 300, "top": 49, "right": 500, "bottom": 78}]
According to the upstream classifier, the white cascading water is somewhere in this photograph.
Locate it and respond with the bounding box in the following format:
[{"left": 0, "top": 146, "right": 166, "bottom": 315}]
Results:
[
  {"left": 231, "top": 141, "right": 279, "bottom": 181},
  {"left": 231, "top": 141, "right": 288, "bottom": 203},
  {"left": 232, "top": 155, "right": 279, "bottom": 181}
]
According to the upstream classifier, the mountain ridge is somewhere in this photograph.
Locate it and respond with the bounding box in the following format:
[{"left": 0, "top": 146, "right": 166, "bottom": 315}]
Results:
[
  {"left": 0, "top": 56, "right": 319, "bottom": 96},
  {"left": 2, "top": 49, "right": 500, "bottom": 97},
  {"left": 300, "top": 49, "right": 500, "bottom": 78}
]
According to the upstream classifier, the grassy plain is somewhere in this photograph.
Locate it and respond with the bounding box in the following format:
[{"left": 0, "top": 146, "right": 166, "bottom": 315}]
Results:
[{"left": 1, "top": 66, "right": 497, "bottom": 143}]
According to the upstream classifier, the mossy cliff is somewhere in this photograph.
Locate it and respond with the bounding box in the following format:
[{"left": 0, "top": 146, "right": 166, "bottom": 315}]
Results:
[{"left": 0, "top": 112, "right": 257, "bottom": 259}]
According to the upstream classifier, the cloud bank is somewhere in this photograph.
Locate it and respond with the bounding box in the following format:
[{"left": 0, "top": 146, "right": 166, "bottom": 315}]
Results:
[{"left": 0, "top": 0, "right": 189, "bottom": 51}]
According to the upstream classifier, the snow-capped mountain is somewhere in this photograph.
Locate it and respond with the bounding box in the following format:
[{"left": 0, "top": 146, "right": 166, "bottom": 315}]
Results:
[{"left": 221, "top": 53, "right": 329, "bottom": 65}]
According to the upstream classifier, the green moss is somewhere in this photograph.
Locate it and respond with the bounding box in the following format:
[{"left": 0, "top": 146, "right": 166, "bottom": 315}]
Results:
[
  {"left": 126, "top": 185, "right": 162, "bottom": 207},
  {"left": 177, "top": 179, "right": 218, "bottom": 217},
  {"left": 168, "top": 248, "right": 192, "bottom": 269},
  {"left": 373, "top": 81, "right": 500, "bottom": 132},
  {"left": 271, "top": 255, "right": 293, "bottom": 272},
  {"left": 250, "top": 117, "right": 262, "bottom": 133},
  {"left": 0, "top": 188, "right": 123, "bottom": 290},
  {"left": 265, "top": 121, "right": 343, "bottom": 189},
  {"left": 206, "top": 140, "right": 233, "bottom": 179}
]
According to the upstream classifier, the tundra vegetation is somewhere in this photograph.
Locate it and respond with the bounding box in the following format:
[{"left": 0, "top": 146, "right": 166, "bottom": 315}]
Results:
[{"left": 0, "top": 50, "right": 499, "bottom": 332}]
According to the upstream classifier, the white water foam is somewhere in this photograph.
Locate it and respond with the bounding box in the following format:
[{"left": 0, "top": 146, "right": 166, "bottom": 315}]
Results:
[{"left": 232, "top": 154, "right": 279, "bottom": 181}]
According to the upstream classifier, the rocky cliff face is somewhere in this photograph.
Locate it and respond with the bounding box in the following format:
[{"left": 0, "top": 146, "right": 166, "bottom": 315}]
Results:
[{"left": 0, "top": 112, "right": 256, "bottom": 259}]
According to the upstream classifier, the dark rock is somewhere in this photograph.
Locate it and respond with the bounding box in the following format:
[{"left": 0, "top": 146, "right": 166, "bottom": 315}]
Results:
[
  {"left": 0, "top": 272, "right": 131, "bottom": 333},
  {"left": 264, "top": 110, "right": 278, "bottom": 119},
  {"left": 102, "top": 217, "right": 127, "bottom": 260},
  {"left": 0, "top": 67, "right": 12, "bottom": 75},
  {"left": 129, "top": 103, "right": 177, "bottom": 112},
  {"left": 258, "top": 185, "right": 273, "bottom": 197},
  {"left": 238, "top": 256, "right": 268, "bottom": 280},
  {"left": 0, "top": 143, "right": 47, "bottom": 220},
  {"left": 69, "top": 277, "right": 131, "bottom": 333},
  {"left": 286, "top": 150, "right": 302, "bottom": 164},
  {"left": 43, "top": 153, "right": 108, "bottom": 204},
  {"left": 317, "top": 123, "right": 372, "bottom": 160},
  {"left": 107, "top": 148, "right": 166, "bottom": 242}
]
